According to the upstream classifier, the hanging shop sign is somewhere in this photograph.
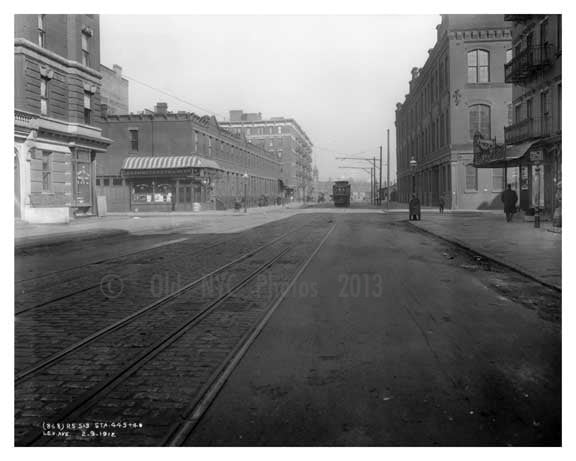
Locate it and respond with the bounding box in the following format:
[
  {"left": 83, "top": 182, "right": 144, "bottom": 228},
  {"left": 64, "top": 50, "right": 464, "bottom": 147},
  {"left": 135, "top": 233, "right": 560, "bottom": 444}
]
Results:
[{"left": 530, "top": 150, "right": 543, "bottom": 164}]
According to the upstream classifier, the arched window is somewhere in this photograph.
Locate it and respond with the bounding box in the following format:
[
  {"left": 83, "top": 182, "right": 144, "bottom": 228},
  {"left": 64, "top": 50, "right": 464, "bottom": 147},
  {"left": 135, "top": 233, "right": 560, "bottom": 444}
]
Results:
[
  {"left": 469, "top": 104, "right": 491, "bottom": 140},
  {"left": 467, "top": 49, "right": 490, "bottom": 83}
]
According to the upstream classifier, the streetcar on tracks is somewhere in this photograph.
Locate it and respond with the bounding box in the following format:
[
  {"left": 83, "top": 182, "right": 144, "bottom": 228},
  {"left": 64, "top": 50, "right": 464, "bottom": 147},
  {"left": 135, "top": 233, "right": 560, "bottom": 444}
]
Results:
[{"left": 332, "top": 181, "right": 351, "bottom": 207}]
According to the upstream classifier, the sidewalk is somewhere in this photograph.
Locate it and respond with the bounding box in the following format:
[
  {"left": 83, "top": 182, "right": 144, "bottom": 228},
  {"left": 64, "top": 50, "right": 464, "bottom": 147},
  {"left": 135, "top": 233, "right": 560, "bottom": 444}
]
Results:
[
  {"left": 404, "top": 212, "right": 562, "bottom": 291},
  {"left": 14, "top": 205, "right": 303, "bottom": 249}
]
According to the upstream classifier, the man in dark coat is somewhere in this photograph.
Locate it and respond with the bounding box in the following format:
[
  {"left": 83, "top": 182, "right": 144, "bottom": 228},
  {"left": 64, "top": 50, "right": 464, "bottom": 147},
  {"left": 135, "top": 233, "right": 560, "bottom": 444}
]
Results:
[
  {"left": 409, "top": 194, "right": 421, "bottom": 221},
  {"left": 501, "top": 184, "right": 518, "bottom": 222}
]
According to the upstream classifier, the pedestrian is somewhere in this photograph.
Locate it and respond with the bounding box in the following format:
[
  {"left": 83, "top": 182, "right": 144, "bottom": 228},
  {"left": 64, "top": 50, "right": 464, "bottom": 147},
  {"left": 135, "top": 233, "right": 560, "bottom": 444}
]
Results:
[
  {"left": 438, "top": 194, "right": 445, "bottom": 214},
  {"left": 501, "top": 184, "right": 518, "bottom": 222},
  {"left": 409, "top": 194, "right": 421, "bottom": 221}
]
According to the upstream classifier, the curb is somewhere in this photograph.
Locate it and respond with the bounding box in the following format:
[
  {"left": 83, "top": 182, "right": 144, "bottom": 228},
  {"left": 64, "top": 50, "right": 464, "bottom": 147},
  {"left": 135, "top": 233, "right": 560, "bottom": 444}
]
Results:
[
  {"left": 15, "top": 228, "right": 130, "bottom": 252},
  {"left": 407, "top": 221, "right": 561, "bottom": 292}
]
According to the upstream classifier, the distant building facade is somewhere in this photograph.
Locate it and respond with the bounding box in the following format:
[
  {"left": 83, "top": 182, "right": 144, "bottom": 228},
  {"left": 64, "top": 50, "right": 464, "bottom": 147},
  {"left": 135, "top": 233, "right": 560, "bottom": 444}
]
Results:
[
  {"left": 96, "top": 103, "right": 282, "bottom": 211},
  {"left": 396, "top": 15, "right": 512, "bottom": 210},
  {"left": 14, "top": 14, "right": 111, "bottom": 222},
  {"left": 100, "top": 63, "right": 129, "bottom": 116},
  {"left": 220, "top": 110, "right": 314, "bottom": 201}
]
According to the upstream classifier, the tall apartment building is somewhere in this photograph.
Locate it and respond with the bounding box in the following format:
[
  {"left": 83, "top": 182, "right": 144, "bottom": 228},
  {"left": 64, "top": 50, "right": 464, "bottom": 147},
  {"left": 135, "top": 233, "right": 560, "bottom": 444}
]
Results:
[
  {"left": 501, "top": 15, "right": 562, "bottom": 220},
  {"left": 396, "top": 15, "right": 512, "bottom": 210},
  {"left": 14, "top": 14, "right": 111, "bottom": 222},
  {"left": 220, "top": 110, "right": 314, "bottom": 201},
  {"left": 100, "top": 63, "right": 129, "bottom": 116},
  {"left": 97, "top": 103, "right": 282, "bottom": 212}
]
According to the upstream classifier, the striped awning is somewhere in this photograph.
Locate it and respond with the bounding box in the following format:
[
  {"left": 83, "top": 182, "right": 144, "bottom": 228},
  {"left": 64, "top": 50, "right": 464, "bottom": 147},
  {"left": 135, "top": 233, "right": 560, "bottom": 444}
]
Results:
[{"left": 121, "top": 155, "right": 222, "bottom": 171}]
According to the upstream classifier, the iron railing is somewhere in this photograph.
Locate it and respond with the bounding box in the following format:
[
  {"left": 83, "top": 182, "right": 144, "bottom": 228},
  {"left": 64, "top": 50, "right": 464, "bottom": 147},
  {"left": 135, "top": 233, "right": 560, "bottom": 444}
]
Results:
[
  {"left": 504, "top": 116, "right": 552, "bottom": 144},
  {"left": 505, "top": 44, "right": 554, "bottom": 83}
]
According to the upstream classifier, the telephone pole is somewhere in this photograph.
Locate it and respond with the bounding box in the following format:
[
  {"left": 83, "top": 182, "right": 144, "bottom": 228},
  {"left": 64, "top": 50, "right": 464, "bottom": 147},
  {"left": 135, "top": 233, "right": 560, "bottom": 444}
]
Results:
[
  {"left": 387, "top": 129, "right": 390, "bottom": 209},
  {"left": 379, "top": 145, "right": 383, "bottom": 206}
]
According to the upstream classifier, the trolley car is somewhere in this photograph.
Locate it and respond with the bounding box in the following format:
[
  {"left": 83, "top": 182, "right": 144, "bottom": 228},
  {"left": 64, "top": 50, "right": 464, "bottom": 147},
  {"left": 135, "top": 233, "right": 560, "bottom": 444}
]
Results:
[{"left": 332, "top": 181, "right": 351, "bottom": 207}]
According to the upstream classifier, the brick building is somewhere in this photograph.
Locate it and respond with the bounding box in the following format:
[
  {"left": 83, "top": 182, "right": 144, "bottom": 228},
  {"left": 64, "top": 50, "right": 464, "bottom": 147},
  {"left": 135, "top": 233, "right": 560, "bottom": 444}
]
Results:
[
  {"left": 396, "top": 15, "right": 512, "bottom": 210},
  {"left": 96, "top": 103, "right": 282, "bottom": 212},
  {"left": 501, "top": 15, "right": 561, "bottom": 221},
  {"left": 14, "top": 14, "right": 111, "bottom": 223},
  {"left": 100, "top": 63, "right": 129, "bottom": 116},
  {"left": 220, "top": 111, "right": 314, "bottom": 201}
]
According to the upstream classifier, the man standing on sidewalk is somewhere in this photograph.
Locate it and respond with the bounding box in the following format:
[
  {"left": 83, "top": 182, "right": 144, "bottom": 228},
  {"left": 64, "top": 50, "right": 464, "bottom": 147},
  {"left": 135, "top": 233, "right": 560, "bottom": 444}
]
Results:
[{"left": 501, "top": 184, "right": 518, "bottom": 222}]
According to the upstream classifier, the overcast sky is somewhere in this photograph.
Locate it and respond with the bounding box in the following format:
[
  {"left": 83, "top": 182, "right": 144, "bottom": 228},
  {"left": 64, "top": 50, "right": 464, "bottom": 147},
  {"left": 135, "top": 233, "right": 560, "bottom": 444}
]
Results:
[{"left": 100, "top": 15, "right": 440, "bottom": 182}]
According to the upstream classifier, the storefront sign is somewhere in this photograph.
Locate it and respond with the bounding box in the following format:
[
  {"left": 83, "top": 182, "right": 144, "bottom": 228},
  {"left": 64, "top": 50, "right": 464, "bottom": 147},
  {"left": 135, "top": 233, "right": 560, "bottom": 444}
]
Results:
[{"left": 530, "top": 150, "right": 543, "bottom": 163}]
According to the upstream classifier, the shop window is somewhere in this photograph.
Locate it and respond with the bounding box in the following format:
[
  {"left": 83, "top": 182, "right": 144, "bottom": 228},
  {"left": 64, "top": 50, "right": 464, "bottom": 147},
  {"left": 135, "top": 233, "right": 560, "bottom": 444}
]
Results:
[
  {"left": 492, "top": 168, "right": 505, "bottom": 192},
  {"left": 41, "top": 151, "right": 52, "bottom": 192},
  {"left": 469, "top": 104, "right": 491, "bottom": 140},
  {"left": 467, "top": 49, "right": 490, "bottom": 83},
  {"left": 465, "top": 165, "right": 478, "bottom": 191}
]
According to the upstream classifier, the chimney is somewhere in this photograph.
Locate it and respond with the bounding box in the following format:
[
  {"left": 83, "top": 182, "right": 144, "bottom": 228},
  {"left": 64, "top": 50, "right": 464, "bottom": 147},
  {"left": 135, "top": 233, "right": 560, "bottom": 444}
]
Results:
[
  {"left": 112, "top": 64, "right": 122, "bottom": 77},
  {"left": 155, "top": 102, "right": 168, "bottom": 115}
]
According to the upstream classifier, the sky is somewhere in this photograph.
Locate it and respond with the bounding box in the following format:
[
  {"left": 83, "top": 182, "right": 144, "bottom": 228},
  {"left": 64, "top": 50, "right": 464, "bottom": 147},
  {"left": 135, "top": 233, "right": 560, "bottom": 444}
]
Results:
[{"left": 100, "top": 15, "right": 441, "bottom": 182}]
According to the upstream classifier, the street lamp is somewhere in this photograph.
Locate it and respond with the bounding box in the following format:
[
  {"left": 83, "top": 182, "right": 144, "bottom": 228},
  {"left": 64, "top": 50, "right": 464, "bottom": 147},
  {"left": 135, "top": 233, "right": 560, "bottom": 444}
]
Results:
[
  {"left": 409, "top": 156, "right": 417, "bottom": 197},
  {"left": 243, "top": 172, "right": 249, "bottom": 213}
]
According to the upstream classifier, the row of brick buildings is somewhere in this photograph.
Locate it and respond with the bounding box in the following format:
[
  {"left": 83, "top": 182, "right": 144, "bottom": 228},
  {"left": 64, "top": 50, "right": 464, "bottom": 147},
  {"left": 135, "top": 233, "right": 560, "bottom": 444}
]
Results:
[
  {"left": 395, "top": 14, "right": 561, "bottom": 219},
  {"left": 14, "top": 14, "right": 314, "bottom": 222}
]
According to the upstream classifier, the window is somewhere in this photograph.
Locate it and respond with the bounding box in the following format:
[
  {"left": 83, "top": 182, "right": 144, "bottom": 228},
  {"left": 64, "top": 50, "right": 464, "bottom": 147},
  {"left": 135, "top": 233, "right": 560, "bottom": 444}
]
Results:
[
  {"left": 81, "top": 31, "right": 90, "bottom": 66},
  {"left": 541, "top": 90, "right": 549, "bottom": 117},
  {"left": 208, "top": 137, "right": 212, "bottom": 156},
  {"left": 40, "top": 77, "right": 48, "bottom": 115},
  {"left": 469, "top": 104, "right": 491, "bottom": 140},
  {"left": 41, "top": 151, "right": 52, "bottom": 192},
  {"left": 112, "top": 178, "right": 123, "bottom": 186},
  {"left": 557, "top": 83, "right": 562, "bottom": 131},
  {"left": 506, "top": 49, "right": 513, "bottom": 64},
  {"left": 465, "top": 165, "right": 478, "bottom": 191},
  {"left": 514, "top": 104, "right": 522, "bottom": 123},
  {"left": 492, "top": 168, "right": 505, "bottom": 191},
  {"left": 96, "top": 178, "right": 101, "bottom": 186},
  {"left": 277, "top": 126, "right": 282, "bottom": 134},
  {"left": 194, "top": 131, "right": 199, "bottom": 152},
  {"left": 557, "top": 15, "right": 562, "bottom": 53},
  {"left": 507, "top": 104, "right": 513, "bottom": 126},
  {"left": 129, "top": 129, "right": 139, "bottom": 152},
  {"left": 83, "top": 91, "right": 91, "bottom": 124},
  {"left": 526, "top": 98, "right": 533, "bottom": 119},
  {"left": 38, "top": 14, "right": 46, "bottom": 47},
  {"left": 540, "top": 19, "right": 549, "bottom": 46},
  {"left": 103, "top": 178, "right": 110, "bottom": 186},
  {"left": 467, "top": 50, "right": 490, "bottom": 83}
]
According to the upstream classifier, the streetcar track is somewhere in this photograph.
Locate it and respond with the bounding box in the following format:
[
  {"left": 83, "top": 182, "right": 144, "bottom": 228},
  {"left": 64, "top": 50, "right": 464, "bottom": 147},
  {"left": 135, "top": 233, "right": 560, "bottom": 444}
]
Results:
[
  {"left": 15, "top": 235, "right": 244, "bottom": 316},
  {"left": 15, "top": 224, "right": 307, "bottom": 383},
  {"left": 165, "top": 223, "right": 336, "bottom": 446},
  {"left": 14, "top": 237, "right": 193, "bottom": 284},
  {"left": 26, "top": 247, "right": 292, "bottom": 447}
]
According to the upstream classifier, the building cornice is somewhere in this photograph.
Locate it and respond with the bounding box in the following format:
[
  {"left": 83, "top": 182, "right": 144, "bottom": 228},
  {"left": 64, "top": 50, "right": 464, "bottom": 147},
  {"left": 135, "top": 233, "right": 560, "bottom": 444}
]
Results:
[{"left": 14, "top": 38, "right": 102, "bottom": 81}]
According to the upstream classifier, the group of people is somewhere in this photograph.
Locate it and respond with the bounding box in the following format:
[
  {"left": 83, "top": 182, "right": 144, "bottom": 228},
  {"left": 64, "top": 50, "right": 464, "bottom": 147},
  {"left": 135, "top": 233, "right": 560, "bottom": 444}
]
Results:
[{"left": 408, "top": 184, "right": 519, "bottom": 222}]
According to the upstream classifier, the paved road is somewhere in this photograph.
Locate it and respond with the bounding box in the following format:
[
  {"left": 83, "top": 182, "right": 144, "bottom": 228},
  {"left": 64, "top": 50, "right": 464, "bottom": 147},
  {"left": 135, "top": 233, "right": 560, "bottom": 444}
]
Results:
[{"left": 186, "top": 213, "right": 561, "bottom": 446}]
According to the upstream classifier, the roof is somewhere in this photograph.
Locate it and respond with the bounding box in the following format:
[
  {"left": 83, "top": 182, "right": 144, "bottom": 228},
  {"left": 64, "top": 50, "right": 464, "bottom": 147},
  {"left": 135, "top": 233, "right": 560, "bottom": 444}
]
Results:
[{"left": 121, "top": 155, "right": 222, "bottom": 171}]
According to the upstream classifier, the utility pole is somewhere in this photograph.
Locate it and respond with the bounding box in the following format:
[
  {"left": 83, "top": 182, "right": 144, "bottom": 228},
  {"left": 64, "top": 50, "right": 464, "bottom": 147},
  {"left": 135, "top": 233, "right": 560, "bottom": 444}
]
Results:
[
  {"left": 387, "top": 129, "right": 390, "bottom": 209},
  {"left": 379, "top": 145, "right": 383, "bottom": 206},
  {"left": 373, "top": 156, "right": 376, "bottom": 206}
]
